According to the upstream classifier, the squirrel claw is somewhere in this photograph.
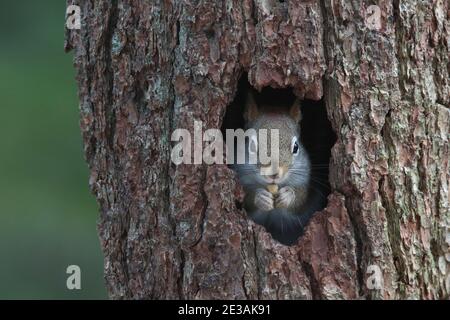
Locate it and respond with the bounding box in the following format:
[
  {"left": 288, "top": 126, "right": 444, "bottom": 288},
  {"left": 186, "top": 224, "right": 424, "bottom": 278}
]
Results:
[
  {"left": 275, "top": 186, "right": 295, "bottom": 208},
  {"left": 255, "top": 188, "right": 274, "bottom": 211}
]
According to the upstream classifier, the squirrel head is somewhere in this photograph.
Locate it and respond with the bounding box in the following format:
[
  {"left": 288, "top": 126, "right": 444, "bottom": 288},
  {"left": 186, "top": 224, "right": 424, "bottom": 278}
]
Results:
[{"left": 243, "top": 92, "right": 309, "bottom": 186}]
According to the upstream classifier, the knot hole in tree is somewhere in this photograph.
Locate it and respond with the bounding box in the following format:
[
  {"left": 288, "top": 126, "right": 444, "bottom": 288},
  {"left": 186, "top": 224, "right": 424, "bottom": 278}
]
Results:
[{"left": 222, "top": 74, "right": 336, "bottom": 246}]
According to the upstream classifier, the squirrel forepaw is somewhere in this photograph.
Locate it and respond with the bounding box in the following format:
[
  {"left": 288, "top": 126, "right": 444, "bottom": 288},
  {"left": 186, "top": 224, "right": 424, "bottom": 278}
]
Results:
[
  {"left": 255, "top": 188, "right": 274, "bottom": 211},
  {"left": 275, "top": 186, "right": 295, "bottom": 208}
]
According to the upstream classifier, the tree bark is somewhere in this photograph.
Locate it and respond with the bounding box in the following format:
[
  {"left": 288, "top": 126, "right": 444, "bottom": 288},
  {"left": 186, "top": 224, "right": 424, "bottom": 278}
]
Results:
[{"left": 65, "top": 0, "right": 449, "bottom": 299}]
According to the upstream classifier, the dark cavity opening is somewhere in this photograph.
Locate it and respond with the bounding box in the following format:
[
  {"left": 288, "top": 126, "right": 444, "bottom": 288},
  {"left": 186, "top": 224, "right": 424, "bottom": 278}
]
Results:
[{"left": 222, "top": 74, "right": 336, "bottom": 246}]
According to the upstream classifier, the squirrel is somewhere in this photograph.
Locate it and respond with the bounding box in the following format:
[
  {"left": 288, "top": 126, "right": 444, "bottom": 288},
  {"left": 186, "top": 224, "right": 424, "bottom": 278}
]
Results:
[{"left": 233, "top": 92, "right": 326, "bottom": 245}]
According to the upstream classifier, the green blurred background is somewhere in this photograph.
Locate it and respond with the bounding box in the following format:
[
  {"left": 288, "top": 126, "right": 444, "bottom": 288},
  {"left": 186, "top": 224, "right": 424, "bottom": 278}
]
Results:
[{"left": 0, "top": 2, "right": 106, "bottom": 298}]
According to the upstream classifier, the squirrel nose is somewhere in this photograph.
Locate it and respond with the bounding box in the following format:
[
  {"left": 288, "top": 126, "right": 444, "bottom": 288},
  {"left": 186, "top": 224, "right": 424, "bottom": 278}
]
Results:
[
  {"left": 264, "top": 166, "right": 287, "bottom": 181},
  {"left": 268, "top": 173, "right": 279, "bottom": 179}
]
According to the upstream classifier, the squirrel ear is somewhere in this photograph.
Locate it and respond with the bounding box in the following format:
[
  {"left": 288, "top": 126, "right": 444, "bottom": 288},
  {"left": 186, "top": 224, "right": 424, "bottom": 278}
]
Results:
[
  {"left": 244, "top": 92, "right": 259, "bottom": 122},
  {"left": 289, "top": 99, "right": 302, "bottom": 123}
]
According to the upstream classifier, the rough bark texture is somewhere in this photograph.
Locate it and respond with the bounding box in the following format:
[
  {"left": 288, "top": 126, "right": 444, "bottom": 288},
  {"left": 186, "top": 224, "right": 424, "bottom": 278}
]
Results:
[{"left": 65, "top": 0, "right": 449, "bottom": 299}]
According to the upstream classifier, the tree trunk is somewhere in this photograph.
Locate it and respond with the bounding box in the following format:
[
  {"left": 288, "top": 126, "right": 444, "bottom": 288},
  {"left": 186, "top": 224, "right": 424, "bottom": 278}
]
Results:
[{"left": 65, "top": 0, "right": 449, "bottom": 299}]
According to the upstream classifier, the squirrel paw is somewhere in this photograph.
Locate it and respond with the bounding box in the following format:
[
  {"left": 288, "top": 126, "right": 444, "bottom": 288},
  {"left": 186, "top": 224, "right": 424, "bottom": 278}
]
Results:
[
  {"left": 255, "top": 188, "right": 274, "bottom": 211},
  {"left": 275, "top": 186, "right": 295, "bottom": 208}
]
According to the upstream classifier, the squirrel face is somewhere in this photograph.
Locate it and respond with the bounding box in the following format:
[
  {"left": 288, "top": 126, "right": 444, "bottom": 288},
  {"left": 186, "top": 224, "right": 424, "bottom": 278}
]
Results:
[
  {"left": 242, "top": 92, "right": 310, "bottom": 187},
  {"left": 234, "top": 92, "right": 317, "bottom": 245}
]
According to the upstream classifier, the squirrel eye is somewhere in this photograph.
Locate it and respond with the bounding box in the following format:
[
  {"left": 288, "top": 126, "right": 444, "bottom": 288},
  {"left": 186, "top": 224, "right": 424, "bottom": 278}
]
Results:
[
  {"left": 292, "top": 137, "right": 299, "bottom": 155},
  {"left": 249, "top": 136, "right": 258, "bottom": 154}
]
